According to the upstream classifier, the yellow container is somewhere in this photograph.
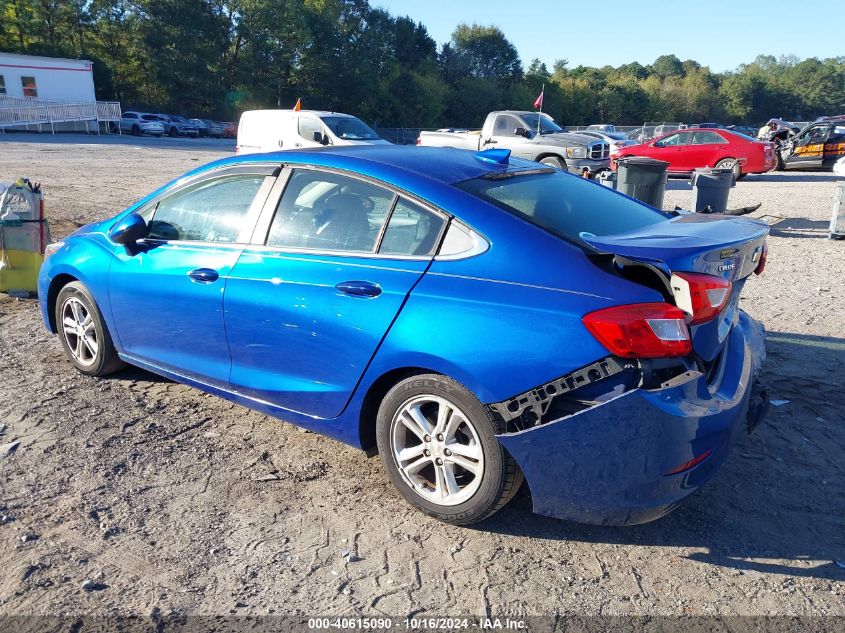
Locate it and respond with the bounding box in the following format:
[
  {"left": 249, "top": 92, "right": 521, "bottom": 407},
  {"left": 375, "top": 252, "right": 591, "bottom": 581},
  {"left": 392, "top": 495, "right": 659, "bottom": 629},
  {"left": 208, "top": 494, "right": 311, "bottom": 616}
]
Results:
[{"left": 0, "top": 249, "right": 43, "bottom": 294}]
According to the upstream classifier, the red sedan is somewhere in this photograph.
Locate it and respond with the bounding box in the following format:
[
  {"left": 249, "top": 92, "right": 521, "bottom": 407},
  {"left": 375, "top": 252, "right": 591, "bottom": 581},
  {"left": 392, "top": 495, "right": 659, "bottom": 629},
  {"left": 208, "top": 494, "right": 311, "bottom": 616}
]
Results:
[{"left": 612, "top": 128, "right": 777, "bottom": 179}]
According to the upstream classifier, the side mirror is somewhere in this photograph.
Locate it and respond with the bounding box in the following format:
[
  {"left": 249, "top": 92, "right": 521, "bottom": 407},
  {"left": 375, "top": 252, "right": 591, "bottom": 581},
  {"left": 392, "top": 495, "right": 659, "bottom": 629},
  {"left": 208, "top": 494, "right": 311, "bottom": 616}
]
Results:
[
  {"left": 514, "top": 127, "right": 529, "bottom": 137},
  {"left": 109, "top": 213, "right": 149, "bottom": 245},
  {"left": 313, "top": 131, "right": 324, "bottom": 144},
  {"left": 652, "top": 141, "right": 663, "bottom": 148}
]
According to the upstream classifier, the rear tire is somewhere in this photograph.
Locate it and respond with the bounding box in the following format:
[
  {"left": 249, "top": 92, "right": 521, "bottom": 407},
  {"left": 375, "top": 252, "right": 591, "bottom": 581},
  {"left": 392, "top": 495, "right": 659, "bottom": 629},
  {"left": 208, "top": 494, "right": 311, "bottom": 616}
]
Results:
[
  {"left": 376, "top": 374, "right": 523, "bottom": 525},
  {"left": 169, "top": 127, "right": 178, "bottom": 137},
  {"left": 131, "top": 125, "right": 140, "bottom": 136},
  {"left": 715, "top": 158, "right": 741, "bottom": 181},
  {"left": 55, "top": 282, "right": 125, "bottom": 377},
  {"left": 539, "top": 156, "right": 565, "bottom": 170}
]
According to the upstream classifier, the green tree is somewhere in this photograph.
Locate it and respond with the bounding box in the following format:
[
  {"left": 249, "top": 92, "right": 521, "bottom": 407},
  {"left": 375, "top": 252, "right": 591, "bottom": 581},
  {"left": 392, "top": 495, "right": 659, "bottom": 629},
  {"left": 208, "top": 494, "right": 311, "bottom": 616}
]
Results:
[{"left": 447, "top": 23, "right": 522, "bottom": 82}]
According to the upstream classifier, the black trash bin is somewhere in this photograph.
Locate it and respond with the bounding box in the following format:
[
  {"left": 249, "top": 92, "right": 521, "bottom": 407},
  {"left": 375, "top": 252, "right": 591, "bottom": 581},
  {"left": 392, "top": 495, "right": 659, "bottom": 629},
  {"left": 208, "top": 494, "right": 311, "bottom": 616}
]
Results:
[
  {"left": 691, "top": 168, "right": 735, "bottom": 213},
  {"left": 616, "top": 157, "right": 669, "bottom": 208}
]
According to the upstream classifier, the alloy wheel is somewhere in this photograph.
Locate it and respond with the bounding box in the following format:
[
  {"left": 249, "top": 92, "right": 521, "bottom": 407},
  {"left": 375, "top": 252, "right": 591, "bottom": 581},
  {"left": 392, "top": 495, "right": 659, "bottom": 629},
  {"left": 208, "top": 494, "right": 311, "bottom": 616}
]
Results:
[
  {"left": 61, "top": 297, "right": 98, "bottom": 367},
  {"left": 390, "top": 395, "right": 485, "bottom": 506}
]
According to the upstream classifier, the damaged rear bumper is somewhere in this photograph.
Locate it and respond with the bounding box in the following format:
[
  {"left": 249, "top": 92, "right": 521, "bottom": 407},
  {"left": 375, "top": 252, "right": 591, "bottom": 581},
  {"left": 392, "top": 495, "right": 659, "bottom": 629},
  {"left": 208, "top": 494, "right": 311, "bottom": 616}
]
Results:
[{"left": 495, "top": 311, "right": 767, "bottom": 526}]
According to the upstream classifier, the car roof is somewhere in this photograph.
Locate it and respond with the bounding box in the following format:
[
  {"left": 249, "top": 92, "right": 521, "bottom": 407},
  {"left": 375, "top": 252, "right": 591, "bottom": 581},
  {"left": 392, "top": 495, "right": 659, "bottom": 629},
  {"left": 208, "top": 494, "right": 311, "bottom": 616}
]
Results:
[
  {"left": 242, "top": 109, "right": 358, "bottom": 118},
  {"left": 196, "top": 145, "right": 543, "bottom": 186}
]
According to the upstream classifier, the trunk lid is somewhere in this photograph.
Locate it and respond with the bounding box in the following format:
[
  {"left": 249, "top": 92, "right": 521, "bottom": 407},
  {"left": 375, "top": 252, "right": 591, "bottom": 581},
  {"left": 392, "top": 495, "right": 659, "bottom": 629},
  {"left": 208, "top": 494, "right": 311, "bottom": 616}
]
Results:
[{"left": 582, "top": 213, "right": 768, "bottom": 361}]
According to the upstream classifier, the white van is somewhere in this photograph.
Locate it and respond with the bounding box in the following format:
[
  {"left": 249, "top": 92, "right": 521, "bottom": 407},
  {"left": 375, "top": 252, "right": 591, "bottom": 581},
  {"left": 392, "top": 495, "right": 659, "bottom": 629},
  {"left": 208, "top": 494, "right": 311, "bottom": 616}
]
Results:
[{"left": 236, "top": 109, "right": 389, "bottom": 154}]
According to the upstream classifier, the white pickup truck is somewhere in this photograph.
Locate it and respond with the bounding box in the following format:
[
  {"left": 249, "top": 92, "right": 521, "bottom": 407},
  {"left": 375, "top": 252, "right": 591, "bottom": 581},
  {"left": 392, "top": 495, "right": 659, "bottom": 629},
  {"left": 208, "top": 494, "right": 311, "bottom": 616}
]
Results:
[
  {"left": 237, "top": 109, "right": 389, "bottom": 155},
  {"left": 417, "top": 111, "right": 611, "bottom": 175}
]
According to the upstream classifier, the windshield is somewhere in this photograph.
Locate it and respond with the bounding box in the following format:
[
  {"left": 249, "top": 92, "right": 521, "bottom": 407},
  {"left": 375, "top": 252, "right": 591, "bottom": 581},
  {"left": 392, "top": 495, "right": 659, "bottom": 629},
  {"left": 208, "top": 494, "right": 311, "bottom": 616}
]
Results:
[
  {"left": 519, "top": 113, "right": 563, "bottom": 135},
  {"left": 320, "top": 116, "right": 381, "bottom": 141},
  {"left": 457, "top": 171, "right": 667, "bottom": 243}
]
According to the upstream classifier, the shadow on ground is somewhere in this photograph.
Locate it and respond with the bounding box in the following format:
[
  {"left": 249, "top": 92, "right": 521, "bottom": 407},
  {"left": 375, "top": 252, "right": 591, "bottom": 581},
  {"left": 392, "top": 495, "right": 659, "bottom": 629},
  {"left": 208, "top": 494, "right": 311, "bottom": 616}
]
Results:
[
  {"left": 769, "top": 218, "right": 832, "bottom": 239},
  {"left": 481, "top": 331, "right": 845, "bottom": 581}
]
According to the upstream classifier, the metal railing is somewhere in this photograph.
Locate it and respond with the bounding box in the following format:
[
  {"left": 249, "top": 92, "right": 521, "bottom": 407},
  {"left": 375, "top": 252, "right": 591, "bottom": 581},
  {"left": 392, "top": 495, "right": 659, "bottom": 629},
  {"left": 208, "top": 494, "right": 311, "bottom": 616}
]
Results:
[{"left": 0, "top": 94, "right": 122, "bottom": 133}]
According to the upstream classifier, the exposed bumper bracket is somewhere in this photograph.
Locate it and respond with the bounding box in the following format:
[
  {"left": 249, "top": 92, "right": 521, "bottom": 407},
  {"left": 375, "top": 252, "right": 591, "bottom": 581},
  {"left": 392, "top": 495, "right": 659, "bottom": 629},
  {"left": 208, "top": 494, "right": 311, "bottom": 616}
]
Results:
[{"left": 489, "top": 356, "right": 630, "bottom": 424}]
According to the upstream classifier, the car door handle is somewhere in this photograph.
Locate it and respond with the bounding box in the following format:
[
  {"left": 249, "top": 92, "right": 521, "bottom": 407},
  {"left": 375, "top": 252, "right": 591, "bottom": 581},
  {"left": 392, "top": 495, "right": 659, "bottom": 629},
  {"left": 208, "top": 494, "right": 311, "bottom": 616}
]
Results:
[
  {"left": 187, "top": 268, "right": 219, "bottom": 283},
  {"left": 336, "top": 281, "right": 382, "bottom": 298}
]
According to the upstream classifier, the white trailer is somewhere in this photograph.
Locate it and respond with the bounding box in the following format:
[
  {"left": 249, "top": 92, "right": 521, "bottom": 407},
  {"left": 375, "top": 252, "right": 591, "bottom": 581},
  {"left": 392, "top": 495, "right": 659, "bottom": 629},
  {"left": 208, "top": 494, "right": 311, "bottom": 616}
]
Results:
[{"left": 0, "top": 53, "right": 120, "bottom": 133}]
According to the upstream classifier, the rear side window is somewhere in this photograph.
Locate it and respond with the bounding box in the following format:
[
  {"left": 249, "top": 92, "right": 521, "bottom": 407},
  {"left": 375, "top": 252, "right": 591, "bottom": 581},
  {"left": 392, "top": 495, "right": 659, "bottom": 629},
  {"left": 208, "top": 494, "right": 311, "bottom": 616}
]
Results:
[
  {"left": 457, "top": 171, "right": 667, "bottom": 242},
  {"left": 148, "top": 175, "right": 265, "bottom": 243},
  {"left": 692, "top": 131, "right": 726, "bottom": 144},
  {"left": 379, "top": 199, "right": 445, "bottom": 256},
  {"left": 267, "top": 170, "right": 394, "bottom": 253}
]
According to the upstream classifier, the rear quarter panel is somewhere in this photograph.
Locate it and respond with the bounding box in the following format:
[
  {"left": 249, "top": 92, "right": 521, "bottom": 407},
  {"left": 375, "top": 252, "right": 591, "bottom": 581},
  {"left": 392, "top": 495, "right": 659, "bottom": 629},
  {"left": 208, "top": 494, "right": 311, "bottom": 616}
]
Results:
[{"left": 363, "top": 204, "right": 664, "bottom": 403}]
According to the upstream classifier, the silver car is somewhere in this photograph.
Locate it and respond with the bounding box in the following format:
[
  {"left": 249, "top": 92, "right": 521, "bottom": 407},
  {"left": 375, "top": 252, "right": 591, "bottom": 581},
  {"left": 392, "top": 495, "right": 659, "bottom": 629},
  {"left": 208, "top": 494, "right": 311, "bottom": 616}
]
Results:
[{"left": 119, "top": 112, "right": 165, "bottom": 137}]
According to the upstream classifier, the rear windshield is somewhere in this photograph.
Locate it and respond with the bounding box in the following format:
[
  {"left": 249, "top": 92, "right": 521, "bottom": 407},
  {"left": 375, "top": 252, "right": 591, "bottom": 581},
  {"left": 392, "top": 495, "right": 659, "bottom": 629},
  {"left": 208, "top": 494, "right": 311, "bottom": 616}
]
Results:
[{"left": 457, "top": 171, "right": 668, "bottom": 243}]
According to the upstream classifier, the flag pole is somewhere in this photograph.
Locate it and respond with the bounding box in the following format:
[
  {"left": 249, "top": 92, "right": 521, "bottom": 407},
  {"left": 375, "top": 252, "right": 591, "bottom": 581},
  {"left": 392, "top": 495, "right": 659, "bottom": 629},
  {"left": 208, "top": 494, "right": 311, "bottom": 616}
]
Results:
[{"left": 537, "top": 83, "right": 544, "bottom": 136}]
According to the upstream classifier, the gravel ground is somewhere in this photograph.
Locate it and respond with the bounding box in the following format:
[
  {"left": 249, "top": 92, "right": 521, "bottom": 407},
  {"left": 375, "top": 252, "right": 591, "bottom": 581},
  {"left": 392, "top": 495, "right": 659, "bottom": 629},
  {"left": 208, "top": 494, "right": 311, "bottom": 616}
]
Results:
[{"left": 1, "top": 136, "right": 844, "bottom": 620}]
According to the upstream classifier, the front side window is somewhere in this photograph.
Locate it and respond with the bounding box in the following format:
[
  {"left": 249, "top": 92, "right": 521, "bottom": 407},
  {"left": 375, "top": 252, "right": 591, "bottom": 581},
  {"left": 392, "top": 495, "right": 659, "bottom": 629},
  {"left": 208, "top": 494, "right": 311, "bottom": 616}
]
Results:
[
  {"left": 379, "top": 198, "right": 446, "bottom": 256},
  {"left": 493, "top": 115, "right": 525, "bottom": 137},
  {"left": 267, "top": 170, "right": 393, "bottom": 252},
  {"left": 298, "top": 117, "right": 324, "bottom": 143},
  {"left": 801, "top": 125, "right": 828, "bottom": 143},
  {"left": 658, "top": 131, "right": 692, "bottom": 146},
  {"left": 692, "top": 131, "right": 726, "bottom": 145},
  {"left": 319, "top": 116, "right": 380, "bottom": 141},
  {"left": 519, "top": 113, "right": 563, "bottom": 135},
  {"left": 21, "top": 76, "right": 37, "bottom": 97},
  {"left": 147, "top": 175, "right": 265, "bottom": 243},
  {"left": 457, "top": 171, "right": 666, "bottom": 244}
]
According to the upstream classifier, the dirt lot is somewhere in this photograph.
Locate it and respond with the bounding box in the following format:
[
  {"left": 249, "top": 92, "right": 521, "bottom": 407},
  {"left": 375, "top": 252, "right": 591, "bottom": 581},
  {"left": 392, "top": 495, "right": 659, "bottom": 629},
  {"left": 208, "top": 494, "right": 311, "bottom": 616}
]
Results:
[{"left": 1, "top": 136, "right": 844, "bottom": 620}]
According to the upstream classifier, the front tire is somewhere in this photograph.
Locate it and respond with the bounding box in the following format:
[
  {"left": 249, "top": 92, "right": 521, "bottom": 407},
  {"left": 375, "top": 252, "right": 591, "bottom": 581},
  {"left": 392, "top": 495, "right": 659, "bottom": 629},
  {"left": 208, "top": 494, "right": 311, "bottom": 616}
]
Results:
[
  {"left": 55, "top": 282, "right": 125, "bottom": 377},
  {"left": 376, "top": 374, "right": 523, "bottom": 525}
]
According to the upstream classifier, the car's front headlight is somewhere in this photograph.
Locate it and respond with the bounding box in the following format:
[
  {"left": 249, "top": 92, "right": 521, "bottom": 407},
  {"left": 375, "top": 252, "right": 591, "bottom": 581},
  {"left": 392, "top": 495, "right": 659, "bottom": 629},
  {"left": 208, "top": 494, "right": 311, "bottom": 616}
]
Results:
[
  {"left": 44, "top": 241, "right": 65, "bottom": 259},
  {"left": 566, "top": 146, "right": 588, "bottom": 159}
]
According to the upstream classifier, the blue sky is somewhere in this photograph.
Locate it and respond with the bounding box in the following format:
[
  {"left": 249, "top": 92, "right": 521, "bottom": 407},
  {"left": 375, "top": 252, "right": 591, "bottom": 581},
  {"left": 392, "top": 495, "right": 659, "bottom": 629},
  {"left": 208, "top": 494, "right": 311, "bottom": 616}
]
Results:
[{"left": 374, "top": 0, "right": 843, "bottom": 72}]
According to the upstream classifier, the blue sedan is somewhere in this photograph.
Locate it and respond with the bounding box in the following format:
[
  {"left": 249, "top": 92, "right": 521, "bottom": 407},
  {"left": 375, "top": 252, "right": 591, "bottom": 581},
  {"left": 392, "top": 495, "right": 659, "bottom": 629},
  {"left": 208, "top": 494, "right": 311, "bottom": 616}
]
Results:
[{"left": 38, "top": 146, "right": 769, "bottom": 525}]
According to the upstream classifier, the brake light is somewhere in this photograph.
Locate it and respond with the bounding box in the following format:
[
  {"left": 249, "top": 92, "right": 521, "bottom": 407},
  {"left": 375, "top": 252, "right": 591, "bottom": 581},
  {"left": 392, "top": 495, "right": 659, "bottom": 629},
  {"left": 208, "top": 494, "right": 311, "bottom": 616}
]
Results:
[
  {"left": 235, "top": 145, "right": 240, "bottom": 155},
  {"left": 670, "top": 272, "right": 732, "bottom": 325},
  {"left": 416, "top": 137, "right": 421, "bottom": 146},
  {"left": 582, "top": 303, "right": 691, "bottom": 358},
  {"left": 754, "top": 242, "right": 768, "bottom": 275}
]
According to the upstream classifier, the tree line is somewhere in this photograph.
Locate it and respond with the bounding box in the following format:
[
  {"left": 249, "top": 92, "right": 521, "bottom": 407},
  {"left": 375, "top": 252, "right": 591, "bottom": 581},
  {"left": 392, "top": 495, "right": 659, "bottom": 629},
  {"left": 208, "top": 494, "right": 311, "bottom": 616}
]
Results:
[{"left": 2, "top": 0, "right": 844, "bottom": 128}]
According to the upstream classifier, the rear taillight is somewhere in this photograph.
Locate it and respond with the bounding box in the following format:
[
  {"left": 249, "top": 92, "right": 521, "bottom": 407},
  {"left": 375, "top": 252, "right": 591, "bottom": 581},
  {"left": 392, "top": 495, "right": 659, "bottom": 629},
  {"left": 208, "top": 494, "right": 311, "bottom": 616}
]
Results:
[
  {"left": 235, "top": 145, "right": 240, "bottom": 154},
  {"left": 754, "top": 242, "right": 768, "bottom": 275},
  {"left": 670, "top": 272, "right": 732, "bottom": 325},
  {"left": 416, "top": 137, "right": 421, "bottom": 145},
  {"left": 582, "top": 303, "right": 692, "bottom": 358}
]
